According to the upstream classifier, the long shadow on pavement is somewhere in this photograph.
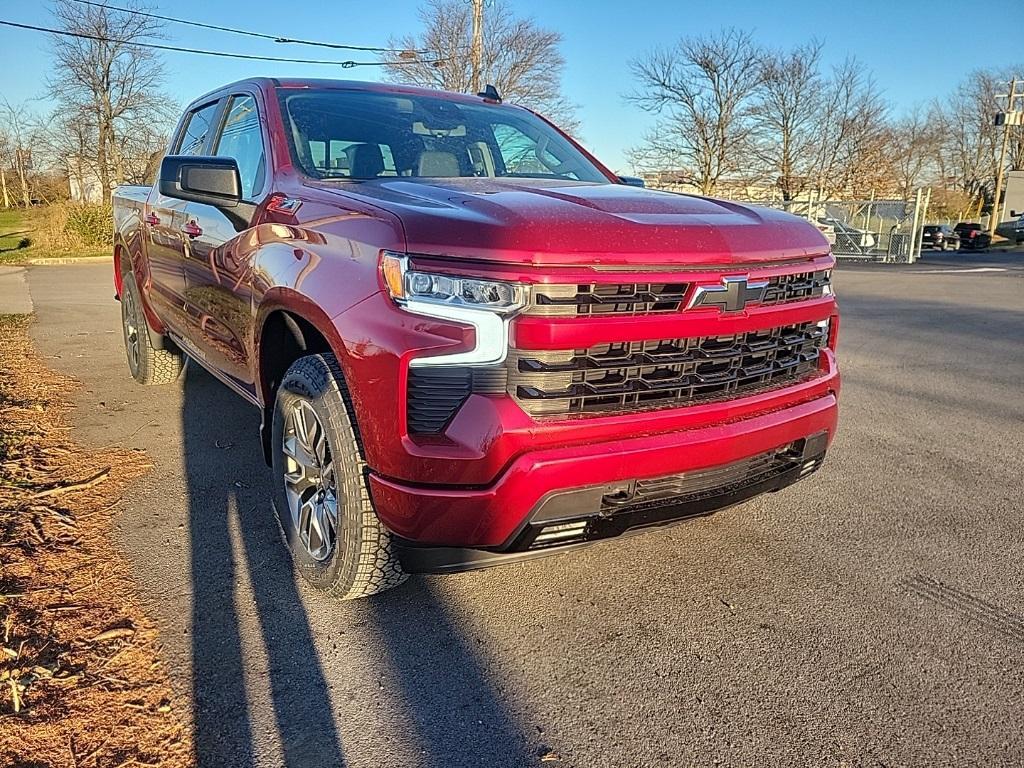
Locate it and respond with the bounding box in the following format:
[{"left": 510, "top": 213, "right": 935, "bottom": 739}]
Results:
[
  {"left": 183, "top": 362, "right": 535, "bottom": 767},
  {"left": 184, "top": 362, "right": 344, "bottom": 766}
]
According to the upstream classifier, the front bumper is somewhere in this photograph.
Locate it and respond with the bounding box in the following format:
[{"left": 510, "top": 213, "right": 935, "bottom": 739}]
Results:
[{"left": 370, "top": 389, "right": 838, "bottom": 553}]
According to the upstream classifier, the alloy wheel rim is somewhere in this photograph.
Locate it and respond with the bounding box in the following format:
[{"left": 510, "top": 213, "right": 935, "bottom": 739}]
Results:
[
  {"left": 123, "top": 287, "right": 140, "bottom": 373},
  {"left": 281, "top": 400, "right": 338, "bottom": 562}
]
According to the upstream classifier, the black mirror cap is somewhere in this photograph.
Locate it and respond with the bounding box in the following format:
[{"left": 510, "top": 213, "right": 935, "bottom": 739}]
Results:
[
  {"left": 618, "top": 175, "right": 645, "bottom": 188},
  {"left": 159, "top": 155, "right": 242, "bottom": 208}
]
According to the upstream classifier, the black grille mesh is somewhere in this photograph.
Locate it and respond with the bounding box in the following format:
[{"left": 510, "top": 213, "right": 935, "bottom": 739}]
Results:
[
  {"left": 406, "top": 367, "right": 508, "bottom": 434},
  {"left": 406, "top": 368, "right": 472, "bottom": 434},
  {"left": 509, "top": 321, "right": 827, "bottom": 417}
]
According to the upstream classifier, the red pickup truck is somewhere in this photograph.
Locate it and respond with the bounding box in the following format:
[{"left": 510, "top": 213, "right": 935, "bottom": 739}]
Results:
[{"left": 112, "top": 78, "right": 840, "bottom": 599}]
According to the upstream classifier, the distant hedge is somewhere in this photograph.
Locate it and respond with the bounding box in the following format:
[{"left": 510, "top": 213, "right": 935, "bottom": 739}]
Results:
[{"left": 32, "top": 203, "right": 113, "bottom": 252}]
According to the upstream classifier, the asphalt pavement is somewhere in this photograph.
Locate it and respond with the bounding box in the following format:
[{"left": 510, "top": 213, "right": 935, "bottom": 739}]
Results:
[
  {"left": 22, "top": 252, "right": 1024, "bottom": 767},
  {"left": 0, "top": 265, "right": 33, "bottom": 314}
]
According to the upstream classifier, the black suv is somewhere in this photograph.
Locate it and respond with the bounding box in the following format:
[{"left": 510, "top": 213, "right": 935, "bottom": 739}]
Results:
[
  {"left": 953, "top": 222, "right": 991, "bottom": 251},
  {"left": 921, "top": 224, "right": 960, "bottom": 251}
]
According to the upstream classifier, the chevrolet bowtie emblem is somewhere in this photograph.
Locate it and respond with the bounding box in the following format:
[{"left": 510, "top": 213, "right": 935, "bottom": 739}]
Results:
[{"left": 688, "top": 276, "right": 768, "bottom": 313}]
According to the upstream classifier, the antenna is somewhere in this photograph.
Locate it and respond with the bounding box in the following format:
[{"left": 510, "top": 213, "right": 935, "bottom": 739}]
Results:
[{"left": 477, "top": 84, "right": 502, "bottom": 103}]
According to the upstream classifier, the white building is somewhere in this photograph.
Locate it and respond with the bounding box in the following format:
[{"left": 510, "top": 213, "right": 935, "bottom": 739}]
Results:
[{"left": 67, "top": 159, "right": 104, "bottom": 203}]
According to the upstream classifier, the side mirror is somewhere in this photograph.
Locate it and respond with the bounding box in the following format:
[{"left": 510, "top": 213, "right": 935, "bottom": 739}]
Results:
[
  {"left": 618, "top": 175, "right": 645, "bottom": 188},
  {"left": 160, "top": 155, "right": 242, "bottom": 208}
]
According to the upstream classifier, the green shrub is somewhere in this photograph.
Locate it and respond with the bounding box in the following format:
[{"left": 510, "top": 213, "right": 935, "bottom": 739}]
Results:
[
  {"left": 31, "top": 203, "right": 113, "bottom": 252},
  {"left": 64, "top": 203, "right": 113, "bottom": 247}
]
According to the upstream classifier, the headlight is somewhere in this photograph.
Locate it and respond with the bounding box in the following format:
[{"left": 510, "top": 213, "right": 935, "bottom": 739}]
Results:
[
  {"left": 381, "top": 253, "right": 526, "bottom": 315},
  {"left": 381, "top": 252, "right": 526, "bottom": 368}
]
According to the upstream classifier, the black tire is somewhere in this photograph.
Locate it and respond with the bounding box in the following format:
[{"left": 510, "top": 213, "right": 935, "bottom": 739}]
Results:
[
  {"left": 120, "top": 271, "right": 183, "bottom": 385},
  {"left": 270, "top": 353, "right": 407, "bottom": 599}
]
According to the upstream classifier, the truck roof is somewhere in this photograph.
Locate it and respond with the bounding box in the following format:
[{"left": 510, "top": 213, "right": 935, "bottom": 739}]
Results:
[{"left": 188, "top": 77, "right": 503, "bottom": 110}]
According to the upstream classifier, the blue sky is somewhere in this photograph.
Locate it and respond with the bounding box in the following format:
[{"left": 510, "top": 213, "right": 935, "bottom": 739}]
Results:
[{"left": 0, "top": 0, "right": 1019, "bottom": 172}]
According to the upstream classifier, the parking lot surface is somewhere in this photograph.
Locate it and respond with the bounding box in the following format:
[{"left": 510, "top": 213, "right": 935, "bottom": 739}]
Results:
[{"left": 25, "top": 253, "right": 1024, "bottom": 767}]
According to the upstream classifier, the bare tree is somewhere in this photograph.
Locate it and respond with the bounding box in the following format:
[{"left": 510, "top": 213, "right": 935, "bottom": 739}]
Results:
[
  {"left": 809, "top": 58, "right": 890, "bottom": 198},
  {"left": 0, "top": 101, "right": 37, "bottom": 207},
  {"left": 383, "top": 0, "right": 578, "bottom": 130},
  {"left": 627, "top": 29, "right": 764, "bottom": 196},
  {"left": 749, "top": 41, "right": 825, "bottom": 201},
  {"left": 889, "top": 107, "right": 941, "bottom": 198},
  {"left": 47, "top": 0, "right": 173, "bottom": 203},
  {"left": 933, "top": 66, "right": 1024, "bottom": 210}
]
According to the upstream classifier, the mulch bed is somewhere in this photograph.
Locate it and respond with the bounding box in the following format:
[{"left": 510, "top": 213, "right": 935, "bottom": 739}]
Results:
[{"left": 0, "top": 314, "right": 193, "bottom": 767}]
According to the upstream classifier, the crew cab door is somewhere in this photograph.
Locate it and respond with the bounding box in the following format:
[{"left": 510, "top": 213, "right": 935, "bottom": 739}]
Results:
[
  {"left": 145, "top": 100, "right": 221, "bottom": 333},
  {"left": 180, "top": 92, "right": 267, "bottom": 394}
]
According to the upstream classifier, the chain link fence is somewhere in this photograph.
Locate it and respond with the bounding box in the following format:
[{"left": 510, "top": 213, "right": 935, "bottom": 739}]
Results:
[
  {"left": 723, "top": 190, "right": 931, "bottom": 263},
  {"left": 728, "top": 193, "right": 927, "bottom": 262}
]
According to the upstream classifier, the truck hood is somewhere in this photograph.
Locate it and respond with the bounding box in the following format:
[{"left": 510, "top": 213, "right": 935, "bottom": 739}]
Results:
[{"left": 314, "top": 178, "right": 830, "bottom": 268}]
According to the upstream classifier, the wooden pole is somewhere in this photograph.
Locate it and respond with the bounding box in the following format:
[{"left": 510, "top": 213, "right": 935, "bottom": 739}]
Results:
[
  {"left": 470, "top": 0, "right": 484, "bottom": 94},
  {"left": 990, "top": 77, "right": 1018, "bottom": 237}
]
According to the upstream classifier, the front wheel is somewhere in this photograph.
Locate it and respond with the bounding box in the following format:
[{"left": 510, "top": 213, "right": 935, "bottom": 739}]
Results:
[{"left": 270, "top": 353, "right": 407, "bottom": 599}]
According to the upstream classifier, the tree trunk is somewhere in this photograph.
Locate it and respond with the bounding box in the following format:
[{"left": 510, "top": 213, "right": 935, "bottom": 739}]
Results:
[
  {"left": 0, "top": 166, "right": 10, "bottom": 208},
  {"left": 15, "top": 150, "right": 30, "bottom": 207},
  {"left": 96, "top": 107, "right": 112, "bottom": 204}
]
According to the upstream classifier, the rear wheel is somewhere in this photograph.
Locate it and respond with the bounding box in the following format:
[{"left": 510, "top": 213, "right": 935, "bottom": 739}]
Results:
[
  {"left": 120, "top": 272, "right": 183, "bottom": 385},
  {"left": 270, "top": 353, "right": 406, "bottom": 599}
]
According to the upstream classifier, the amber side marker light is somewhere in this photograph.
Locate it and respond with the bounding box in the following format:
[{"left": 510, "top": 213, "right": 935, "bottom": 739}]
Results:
[{"left": 381, "top": 253, "right": 406, "bottom": 300}]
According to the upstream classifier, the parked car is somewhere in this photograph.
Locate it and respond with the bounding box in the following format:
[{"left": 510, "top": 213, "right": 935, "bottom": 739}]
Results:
[
  {"left": 953, "top": 222, "right": 991, "bottom": 250},
  {"left": 921, "top": 224, "right": 960, "bottom": 251},
  {"left": 816, "top": 217, "right": 876, "bottom": 252},
  {"left": 1014, "top": 213, "right": 1024, "bottom": 245},
  {"left": 112, "top": 78, "right": 840, "bottom": 599}
]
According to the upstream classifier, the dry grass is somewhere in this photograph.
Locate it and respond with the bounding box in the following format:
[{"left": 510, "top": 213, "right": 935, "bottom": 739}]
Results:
[
  {"left": 0, "top": 314, "right": 193, "bottom": 768},
  {"left": 28, "top": 203, "right": 113, "bottom": 254}
]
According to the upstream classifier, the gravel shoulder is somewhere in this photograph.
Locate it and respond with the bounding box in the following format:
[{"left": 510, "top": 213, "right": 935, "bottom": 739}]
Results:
[{"left": 0, "top": 314, "right": 191, "bottom": 768}]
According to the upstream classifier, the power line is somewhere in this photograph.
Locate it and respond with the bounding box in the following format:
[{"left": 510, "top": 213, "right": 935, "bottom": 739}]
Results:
[
  {"left": 65, "top": 0, "right": 426, "bottom": 55},
  {"left": 0, "top": 19, "right": 446, "bottom": 67}
]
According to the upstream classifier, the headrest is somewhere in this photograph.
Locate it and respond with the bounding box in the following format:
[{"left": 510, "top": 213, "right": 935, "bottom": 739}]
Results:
[
  {"left": 347, "top": 143, "right": 384, "bottom": 178},
  {"left": 416, "top": 151, "right": 460, "bottom": 177}
]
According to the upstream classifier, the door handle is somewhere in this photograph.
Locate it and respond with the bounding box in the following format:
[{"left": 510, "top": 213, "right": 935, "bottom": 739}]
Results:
[
  {"left": 181, "top": 220, "right": 203, "bottom": 239},
  {"left": 144, "top": 212, "right": 160, "bottom": 227}
]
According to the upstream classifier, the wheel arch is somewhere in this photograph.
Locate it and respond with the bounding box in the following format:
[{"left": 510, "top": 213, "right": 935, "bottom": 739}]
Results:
[
  {"left": 113, "top": 241, "right": 127, "bottom": 298},
  {"left": 254, "top": 293, "right": 358, "bottom": 465}
]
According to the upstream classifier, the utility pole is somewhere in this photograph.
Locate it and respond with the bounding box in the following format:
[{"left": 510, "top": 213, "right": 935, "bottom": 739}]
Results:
[
  {"left": 990, "top": 77, "right": 1020, "bottom": 237},
  {"left": 470, "top": 0, "right": 484, "bottom": 94}
]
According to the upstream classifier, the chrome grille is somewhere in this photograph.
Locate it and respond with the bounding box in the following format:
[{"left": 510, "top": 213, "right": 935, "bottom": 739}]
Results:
[
  {"left": 527, "top": 282, "right": 689, "bottom": 316},
  {"left": 761, "top": 270, "right": 830, "bottom": 305},
  {"left": 509, "top": 321, "right": 827, "bottom": 418},
  {"left": 525, "top": 269, "right": 829, "bottom": 317}
]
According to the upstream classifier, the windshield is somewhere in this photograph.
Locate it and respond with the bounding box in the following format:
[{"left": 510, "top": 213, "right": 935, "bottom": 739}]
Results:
[{"left": 277, "top": 88, "right": 610, "bottom": 184}]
